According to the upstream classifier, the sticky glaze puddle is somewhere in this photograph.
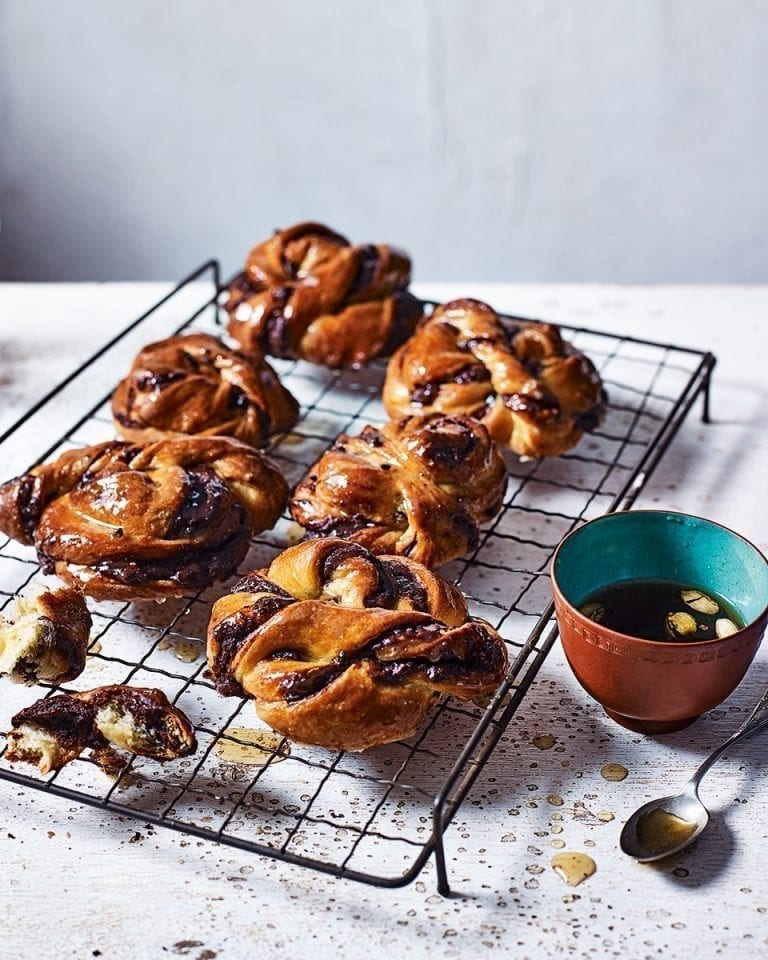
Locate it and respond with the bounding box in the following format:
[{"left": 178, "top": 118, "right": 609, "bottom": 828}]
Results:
[
  {"left": 214, "top": 728, "right": 291, "bottom": 766},
  {"left": 600, "top": 763, "right": 628, "bottom": 781},
  {"left": 551, "top": 851, "right": 597, "bottom": 886},
  {"left": 158, "top": 636, "right": 201, "bottom": 663},
  {"left": 532, "top": 733, "right": 556, "bottom": 750}
]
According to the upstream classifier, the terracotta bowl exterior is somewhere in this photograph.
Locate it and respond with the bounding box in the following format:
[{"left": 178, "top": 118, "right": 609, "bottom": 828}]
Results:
[{"left": 551, "top": 511, "right": 768, "bottom": 734}]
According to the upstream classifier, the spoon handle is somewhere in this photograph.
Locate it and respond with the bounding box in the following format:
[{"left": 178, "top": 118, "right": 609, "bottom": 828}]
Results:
[
  {"left": 689, "top": 686, "right": 768, "bottom": 790},
  {"left": 736, "top": 685, "right": 768, "bottom": 736}
]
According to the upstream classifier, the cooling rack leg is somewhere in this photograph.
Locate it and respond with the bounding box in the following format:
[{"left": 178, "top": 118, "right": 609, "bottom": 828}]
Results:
[
  {"left": 432, "top": 812, "right": 453, "bottom": 896},
  {"left": 213, "top": 261, "right": 223, "bottom": 325},
  {"left": 434, "top": 840, "right": 451, "bottom": 896},
  {"left": 701, "top": 364, "right": 714, "bottom": 424}
]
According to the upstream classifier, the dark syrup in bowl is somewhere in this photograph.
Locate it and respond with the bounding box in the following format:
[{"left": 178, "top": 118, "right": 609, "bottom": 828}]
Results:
[{"left": 579, "top": 579, "right": 743, "bottom": 642}]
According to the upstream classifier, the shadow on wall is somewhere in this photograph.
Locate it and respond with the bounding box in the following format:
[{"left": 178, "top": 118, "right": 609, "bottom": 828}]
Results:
[{"left": 1, "top": 0, "right": 767, "bottom": 282}]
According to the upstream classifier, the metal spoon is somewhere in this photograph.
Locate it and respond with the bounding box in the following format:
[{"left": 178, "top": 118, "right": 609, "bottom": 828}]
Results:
[{"left": 620, "top": 686, "right": 768, "bottom": 862}]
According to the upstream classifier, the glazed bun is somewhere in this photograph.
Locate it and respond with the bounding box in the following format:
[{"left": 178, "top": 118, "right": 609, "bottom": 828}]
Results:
[
  {"left": 290, "top": 414, "right": 506, "bottom": 567},
  {"left": 207, "top": 539, "right": 508, "bottom": 751},
  {"left": 223, "top": 222, "right": 422, "bottom": 368},
  {"left": 0, "top": 437, "right": 288, "bottom": 600},
  {"left": 384, "top": 299, "right": 606, "bottom": 458},
  {"left": 111, "top": 333, "right": 299, "bottom": 446}
]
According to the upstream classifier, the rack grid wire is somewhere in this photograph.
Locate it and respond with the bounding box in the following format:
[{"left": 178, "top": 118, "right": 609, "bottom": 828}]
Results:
[{"left": 0, "top": 262, "right": 715, "bottom": 894}]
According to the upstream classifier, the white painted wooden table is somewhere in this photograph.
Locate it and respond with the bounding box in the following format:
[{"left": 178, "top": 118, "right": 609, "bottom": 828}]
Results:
[{"left": 0, "top": 283, "right": 766, "bottom": 960}]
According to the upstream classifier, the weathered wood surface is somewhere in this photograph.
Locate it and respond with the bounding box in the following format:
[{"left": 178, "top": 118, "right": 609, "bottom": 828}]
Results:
[{"left": 0, "top": 283, "right": 765, "bottom": 960}]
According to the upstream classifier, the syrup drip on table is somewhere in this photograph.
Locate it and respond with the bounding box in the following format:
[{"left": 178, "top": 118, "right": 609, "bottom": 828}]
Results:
[
  {"left": 158, "top": 636, "right": 200, "bottom": 663},
  {"left": 214, "top": 728, "right": 291, "bottom": 766},
  {"left": 86, "top": 640, "right": 104, "bottom": 672},
  {"left": 532, "top": 733, "right": 556, "bottom": 750},
  {"left": 551, "top": 852, "right": 596, "bottom": 886},
  {"left": 600, "top": 763, "right": 628, "bottom": 782}
]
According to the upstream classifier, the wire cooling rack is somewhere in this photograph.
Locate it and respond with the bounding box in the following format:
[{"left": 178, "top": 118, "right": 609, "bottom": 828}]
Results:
[{"left": 0, "top": 262, "right": 715, "bottom": 893}]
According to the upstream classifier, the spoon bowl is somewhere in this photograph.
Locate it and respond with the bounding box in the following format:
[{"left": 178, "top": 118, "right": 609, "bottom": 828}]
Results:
[
  {"left": 620, "top": 787, "right": 708, "bottom": 861},
  {"left": 620, "top": 685, "right": 768, "bottom": 862}
]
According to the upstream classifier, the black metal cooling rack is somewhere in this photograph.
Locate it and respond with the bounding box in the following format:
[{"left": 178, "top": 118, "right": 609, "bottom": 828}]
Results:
[{"left": 0, "top": 262, "right": 715, "bottom": 894}]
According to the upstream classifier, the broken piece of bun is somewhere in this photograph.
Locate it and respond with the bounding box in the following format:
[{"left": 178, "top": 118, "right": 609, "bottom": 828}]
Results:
[
  {"left": 6, "top": 685, "right": 197, "bottom": 774},
  {"left": 0, "top": 585, "right": 91, "bottom": 685}
]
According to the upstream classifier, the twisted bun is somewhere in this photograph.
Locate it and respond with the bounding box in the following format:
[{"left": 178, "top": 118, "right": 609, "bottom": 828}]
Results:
[
  {"left": 383, "top": 299, "right": 606, "bottom": 458},
  {"left": 207, "top": 539, "right": 508, "bottom": 750},
  {"left": 0, "top": 437, "right": 288, "bottom": 600},
  {"left": 223, "top": 222, "right": 422, "bottom": 368},
  {"left": 290, "top": 415, "right": 507, "bottom": 567},
  {"left": 111, "top": 333, "right": 299, "bottom": 445}
]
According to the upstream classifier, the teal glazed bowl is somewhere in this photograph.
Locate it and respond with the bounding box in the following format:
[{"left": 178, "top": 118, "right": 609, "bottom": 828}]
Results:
[{"left": 551, "top": 511, "right": 768, "bottom": 733}]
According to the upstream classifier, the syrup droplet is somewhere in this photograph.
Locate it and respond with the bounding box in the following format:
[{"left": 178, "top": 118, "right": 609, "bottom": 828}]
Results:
[
  {"left": 532, "top": 733, "right": 556, "bottom": 750},
  {"left": 158, "top": 636, "right": 201, "bottom": 663},
  {"left": 214, "top": 728, "right": 291, "bottom": 766},
  {"left": 636, "top": 808, "right": 698, "bottom": 857},
  {"left": 551, "top": 852, "right": 597, "bottom": 887},
  {"left": 600, "top": 763, "right": 628, "bottom": 781},
  {"left": 547, "top": 794, "right": 564, "bottom": 806},
  {"left": 88, "top": 640, "right": 102, "bottom": 655},
  {"left": 551, "top": 839, "right": 566, "bottom": 849},
  {"left": 117, "top": 770, "right": 146, "bottom": 789},
  {"left": 596, "top": 810, "right": 615, "bottom": 822}
]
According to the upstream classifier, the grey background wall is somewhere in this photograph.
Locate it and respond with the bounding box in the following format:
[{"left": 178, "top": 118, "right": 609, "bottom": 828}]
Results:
[{"left": 1, "top": 0, "right": 766, "bottom": 283}]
